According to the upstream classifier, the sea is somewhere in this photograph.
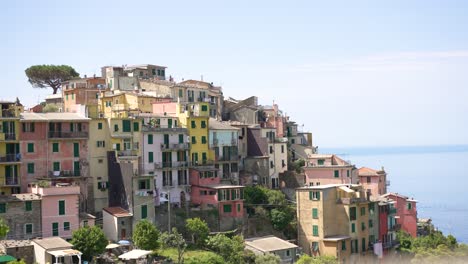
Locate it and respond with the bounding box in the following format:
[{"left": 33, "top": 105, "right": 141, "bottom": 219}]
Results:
[{"left": 320, "top": 145, "right": 468, "bottom": 243}]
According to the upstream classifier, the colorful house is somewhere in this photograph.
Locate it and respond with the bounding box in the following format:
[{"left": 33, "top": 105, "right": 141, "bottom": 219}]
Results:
[
  {"left": 358, "top": 167, "right": 388, "bottom": 198},
  {"left": 62, "top": 76, "right": 106, "bottom": 118},
  {"left": 376, "top": 196, "right": 399, "bottom": 251},
  {"left": 0, "top": 193, "right": 42, "bottom": 240},
  {"left": 382, "top": 193, "right": 418, "bottom": 237},
  {"left": 189, "top": 167, "right": 245, "bottom": 219},
  {"left": 29, "top": 182, "right": 81, "bottom": 239},
  {"left": 102, "top": 206, "right": 133, "bottom": 242},
  {"left": 0, "top": 100, "right": 23, "bottom": 195},
  {"left": 303, "top": 154, "right": 357, "bottom": 187},
  {"left": 296, "top": 184, "right": 371, "bottom": 263}
]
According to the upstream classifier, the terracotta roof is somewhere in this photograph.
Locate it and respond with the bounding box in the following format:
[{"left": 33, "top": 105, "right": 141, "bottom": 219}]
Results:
[
  {"left": 0, "top": 240, "right": 32, "bottom": 248},
  {"left": 358, "top": 167, "right": 385, "bottom": 176},
  {"left": 103, "top": 207, "right": 132, "bottom": 217}
]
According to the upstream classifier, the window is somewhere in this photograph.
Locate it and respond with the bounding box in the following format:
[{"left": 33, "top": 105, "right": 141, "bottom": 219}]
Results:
[
  {"left": 53, "top": 162, "right": 60, "bottom": 172},
  {"left": 361, "top": 207, "right": 366, "bottom": 216},
  {"left": 341, "top": 241, "right": 346, "bottom": 251},
  {"left": 312, "top": 208, "right": 318, "bottom": 219},
  {"left": 237, "top": 204, "right": 241, "bottom": 212},
  {"left": 148, "top": 152, "right": 154, "bottom": 163},
  {"left": 163, "top": 171, "right": 173, "bottom": 187},
  {"left": 270, "top": 161, "right": 274, "bottom": 168},
  {"left": 317, "top": 159, "right": 324, "bottom": 165},
  {"left": 74, "top": 142, "right": 79, "bottom": 157},
  {"left": 148, "top": 134, "right": 153, "bottom": 144},
  {"left": 369, "top": 219, "right": 373, "bottom": 228},
  {"left": 133, "top": 122, "right": 139, "bottom": 132},
  {"left": 25, "top": 201, "right": 32, "bottom": 211},
  {"left": 27, "top": 163, "right": 35, "bottom": 174},
  {"left": 362, "top": 238, "right": 366, "bottom": 252},
  {"left": 269, "top": 146, "right": 273, "bottom": 154},
  {"left": 351, "top": 240, "right": 358, "bottom": 254},
  {"left": 369, "top": 203, "right": 375, "bottom": 215},
  {"left": 351, "top": 223, "right": 355, "bottom": 233},
  {"left": 25, "top": 223, "right": 33, "bottom": 234},
  {"left": 52, "top": 142, "right": 59, "bottom": 152},
  {"left": 361, "top": 222, "right": 366, "bottom": 231},
  {"left": 179, "top": 89, "right": 183, "bottom": 97},
  {"left": 122, "top": 120, "right": 131, "bottom": 132},
  {"left": 52, "top": 222, "right": 59, "bottom": 236},
  {"left": 281, "top": 145, "right": 284, "bottom": 153},
  {"left": 350, "top": 207, "right": 357, "bottom": 221},
  {"left": 0, "top": 203, "right": 6, "bottom": 213},
  {"left": 98, "top": 122, "right": 103, "bottom": 130},
  {"left": 141, "top": 205, "right": 148, "bottom": 219},
  {"left": 347, "top": 170, "right": 350, "bottom": 177},
  {"left": 407, "top": 202, "right": 412, "bottom": 210},
  {"left": 179, "top": 134, "right": 184, "bottom": 144},
  {"left": 114, "top": 124, "right": 119, "bottom": 132},
  {"left": 22, "top": 123, "right": 35, "bottom": 132},
  {"left": 201, "top": 105, "right": 208, "bottom": 111},
  {"left": 201, "top": 120, "right": 206, "bottom": 128},
  {"left": 367, "top": 176, "right": 371, "bottom": 183},
  {"left": 312, "top": 225, "right": 319, "bottom": 236},
  {"left": 59, "top": 200, "right": 65, "bottom": 215},
  {"left": 334, "top": 170, "right": 339, "bottom": 178},
  {"left": 64, "top": 222, "right": 70, "bottom": 231},
  {"left": 139, "top": 179, "right": 150, "bottom": 190},
  {"left": 191, "top": 136, "right": 197, "bottom": 144},
  {"left": 309, "top": 191, "right": 320, "bottom": 200},
  {"left": 201, "top": 136, "right": 207, "bottom": 144},
  {"left": 27, "top": 143, "right": 34, "bottom": 153},
  {"left": 97, "top": 141, "right": 105, "bottom": 147},
  {"left": 191, "top": 120, "right": 196, "bottom": 128},
  {"left": 223, "top": 204, "right": 232, "bottom": 213}
]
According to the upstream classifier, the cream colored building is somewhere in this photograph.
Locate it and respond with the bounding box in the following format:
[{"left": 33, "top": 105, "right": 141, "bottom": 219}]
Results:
[
  {"left": 260, "top": 127, "right": 287, "bottom": 189},
  {"left": 296, "top": 184, "right": 371, "bottom": 263}
]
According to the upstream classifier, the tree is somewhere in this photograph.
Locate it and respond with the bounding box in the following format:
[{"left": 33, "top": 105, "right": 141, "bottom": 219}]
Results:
[
  {"left": 295, "top": 254, "right": 338, "bottom": 264},
  {"left": 7, "top": 260, "right": 26, "bottom": 264},
  {"left": 186, "top": 217, "right": 209, "bottom": 248},
  {"left": 133, "top": 220, "right": 160, "bottom": 250},
  {"left": 42, "top": 104, "right": 59, "bottom": 113},
  {"left": 255, "top": 253, "right": 281, "bottom": 264},
  {"left": 70, "top": 226, "right": 107, "bottom": 261},
  {"left": 185, "top": 252, "right": 224, "bottom": 264},
  {"left": 0, "top": 218, "right": 9, "bottom": 239},
  {"left": 270, "top": 208, "right": 293, "bottom": 230},
  {"left": 25, "top": 65, "right": 79, "bottom": 94},
  {"left": 160, "top": 228, "right": 187, "bottom": 264},
  {"left": 206, "top": 234, "right": 245, "bottom": 264},
  {"left": 244, "top": 186, "right": 268, "bottom": 205}
]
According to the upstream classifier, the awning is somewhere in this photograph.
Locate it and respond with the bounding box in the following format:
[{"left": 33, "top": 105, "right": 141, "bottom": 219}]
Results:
[
  {"left": 0, "top": 255, "right": 16, "bottom": 263},
  {"left": 106, "top": 243, "right": 120, "bottom": 249},
  {"left": 119, "top": 249, "right": 152, "bottom": 260},
  {"left": 48, "top": 249, "right": 82, "bottom": 257}
]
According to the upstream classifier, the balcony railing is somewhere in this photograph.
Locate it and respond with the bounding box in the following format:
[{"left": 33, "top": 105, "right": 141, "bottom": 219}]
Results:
[
  {"left": 161, "top": 143, "right": 190, "bottom": 151},
  {"left": 1, "top": 110, "right": 18, "bottom": 118},
  {"left": 48, "top": 131, "right": 89, "bottom": 139},
  {"left": 0, "top": 154, "right": 21, "bottom": 163},
  {"left": 217, "top": 155, "right": 239, "bottom": 162},
  {"left": 5, "top": 176, "right": 19, "bottom": 186},
  {"left": 337, "top": 197, "right": 368, "bottom": 204},
  {"left": 3, "top": 133, "right": 16, "bottom": 141},
  {"left": 48, "top": 170, "right": 81, "bottom": 177},
  {"left": 154, "top": 161, "right": 191, "bottom": 169},
  {"left": 142, "top": 125, "right": 187, "bottom": 133},
  {"left": 383, "top": 240, "right": 400, "bottom": 249},
  {"left": 389, "top": 224, "right": 401, "bottom": 231},
  {"left": 389, "top": 208, "right": 397, "bottom": 215},
  {"left": 117, "top": 150, "right": 138, "bottom": 157}
]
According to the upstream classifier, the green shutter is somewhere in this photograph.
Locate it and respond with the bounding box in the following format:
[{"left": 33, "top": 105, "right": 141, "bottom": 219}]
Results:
[
  {"left": 122, "top": 120, "right": 131, "bottom": 132},
  {"left": 27, "top": 163, "right": 35, "bottom": 174},
  {"left": 164, "top": 134, "right": 169, "bottom": 146},
  {"left": 351, "top": 223, "right": 355, "bottom": 233},
  {"left": 223, "top": 204, "right": 232, "bottom": 213},
  {"left": 27, "top": 143, "right": 34, "bottom": 153},
  {"left": 53, "top": 162, "right": 60, "bottom": 171},
  {"left": 26, "top": 224, "right": 32, "bottom": 234},
  {"left": 192, "top": 136, "right": 196, "bottom": 144},
  {"left": 25, "top": 201, "right": 32, "bottom": 211},
  {"left": 133, "top": 122, "right": 139, "bottom": 131},
  {"left": 149, "top": 152, "right": 154, "bottom": 163},
  {"left": 141, "top": 205, "right": 148, "bottom": 219},
  {"left": 334, "top": 170, "right": 339, "bottom": 178},
  {"left": 201, "top": 120, "right": 206, "bottom": 128},
  {"left": 116, "top": 143, "right": 121, "bottom": 151},
  {"left": 312, "top": 208, "right": 318, "bottom": 219},
  {"left": 316, "top": 192, "right": 320, "bottom": 200},
  {"left": 148, "top": 134, "right": 153, "bottom": 144},
  {"left": 70, "top": 123, "right": 74, "bottom": 132},
  {"left": 52, "top": 222, "right": 59, "bottom": 236},
  {"left": 74, "top": 161, "right": 80, "bottom": 176},
  {"left": 201, "top": 105, "right": 208, "bottom": 111},
  {"left": 73, "top": 143, "right": 79, "bottom": 157},
  {"left": 52, "top": 142, "right": 59, "bottom": 152},
  {"left": 179, "top": 134, "right": 183, "bottom": 144},
  {"left": 313, "top": 225, "right": 319, "bottom": 236},
  {"left": 309, "top": 191, "right": 313, "bottom": 200},
  {"left": 179, "top": 89, "right": 183, "bottom": 97},
  {"left": 191, "top": 120, "right": 196, "bottom": 128},
  {"left": 0, "top": 203, "right": 6, "bottom": 213},
  {"left": 202, "top": 136, "right": 207, "bottom": 144},
  {"left": 64, "top": 222, "right": 70, "bottom": 231},
  {"left": 114, "top": 124, "right": 119, "bottom": 131},
  {"left": 59, "top": 200, "right": 65, "bottom": 215},
  {"left": 202, "top": 152, "right": 207, "bottom": 162},
  {"left": 168, "top": 119, "right": 173, "bottom": 128},
  {"left": 237, "top": 204, "right": 241, "bottom": 212},
  {"left": 98, "top": 122, "right": 103, "bottom": 130}
]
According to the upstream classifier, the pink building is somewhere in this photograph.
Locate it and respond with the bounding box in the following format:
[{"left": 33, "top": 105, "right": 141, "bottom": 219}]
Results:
[
  {"left": 29, "top": 182, "right": 80, "bottom": 239},
  {"left": 382, "top": 193, "right": 418, "bottom": 237},
  {"left": 189, "top": 167, "right": 245, "bottom": 218},
  {"left": 358, "top": 167, "right": 388, "bottom": 198},
  {"left": 261, "top": 104, "right": 285, "bottom": 138},
  {"left": 19, "top": 112, "right": 90, "bottom": 192},
  {"left": 303, "top": 154, "right": 357, "bottom": 186}
]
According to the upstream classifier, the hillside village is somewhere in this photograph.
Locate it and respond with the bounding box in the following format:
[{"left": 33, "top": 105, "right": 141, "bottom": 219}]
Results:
[{"left": 0, "top": 64, "right": 424, "bottom": 263}]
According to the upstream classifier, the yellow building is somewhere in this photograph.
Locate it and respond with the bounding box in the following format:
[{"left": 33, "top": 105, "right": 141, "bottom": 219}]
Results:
[
  {"left": 99, "top": 91, "right": 161, "bottom": 118},
  {"left": 296, "top": 184, "right": 371, "bottom": 264},
  {"left": 0, "top": 101, "right": 23, "bottom": 195},
  {"left": 176, "top": 102, "right": 211, "bottom": 165}
]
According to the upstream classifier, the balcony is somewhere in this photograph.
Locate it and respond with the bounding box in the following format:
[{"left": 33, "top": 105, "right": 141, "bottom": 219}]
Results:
[
  {"left": 389, "top": 207, "right": 397, "bottom": 215},
  {"left": 1, "top": 109, "right": 19, "bottom": 118},
  {"left": 389, "top": 224, "right": 401, "bottom": 231},
  {"left": 117, "top": 150, "right": 138, "bottom": 157},
  {"left": 5, "top": 176, "right": 19, "bottom": 186},
  {"left": 47, "top": 170, "right": 81, "bottom": 178},
  {"left": 160, "top": 143, "right": 190, "bottom": 151},
  {"left": 29, "top": 183, "right": 80, "bottom": 196},
  {"left": 336, "top": 197, "right": 368, "bottom": 205},
  {"left": 0, "top": 154, "right": 21, "bottom": 163},
  {"left": 383, "top": 240, "right": 400, "bottom": 249},
  {"left": 48, "top": 131, "right": 89, "bottom": 139},
  {"left": 142, "top": 125, "right": 187, "bottom": 133},
  {"left": 0, "top": 133, "right": 17, "bottom": 141},
  {"left": 217, "top": 155, "right": 239, "bottom": 162},
  {"left": 154, "top": 161, "right": 191, "bottom": 169}
]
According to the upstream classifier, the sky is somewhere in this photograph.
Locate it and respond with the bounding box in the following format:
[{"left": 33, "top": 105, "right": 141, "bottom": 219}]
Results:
[{"left": 1, "top": 0, "right": 468, "bottom": 148}]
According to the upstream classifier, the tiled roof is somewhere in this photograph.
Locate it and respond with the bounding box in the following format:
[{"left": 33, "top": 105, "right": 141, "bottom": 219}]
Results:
[
  {"left": 245, "top": 236, "right": 298, "bottom": 252},
  {"left": 103, "top": 207, "right": 132, "bottom": 217},
  {"left": 20, "top": 112, "right": 90, "bottom": 121},
  {"left": 358, "top": 167, "right": 385, "bottom": 176},
  {"left": 0, "top": 240, "right": 32, "bottom": 248}
]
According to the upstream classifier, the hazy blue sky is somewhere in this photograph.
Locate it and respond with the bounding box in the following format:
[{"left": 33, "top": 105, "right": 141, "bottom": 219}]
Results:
[{"left": 2, "top": 0, "right": 468, "bottom": 147}]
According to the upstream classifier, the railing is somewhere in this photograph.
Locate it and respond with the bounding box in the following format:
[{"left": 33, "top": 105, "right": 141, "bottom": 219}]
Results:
[
  {"left": 48, "top": 131, "right": 89, "bottom": 139},
  {"left": 5, "top": 176, "right": 19, "bottom": 186},
  {"left": 160, "top": 143, "right": 190, "bottom": 151},
  {"left": 217, "top": 155, "right": 239, "bottom": 162},
  {"left": 1, "top": 110, "right": 18, "bottom": 118},
  {"left": 117, "top": 150, "right": 138, "bottom": 157},
  {"left": 383, "top": 240, "right": 400, "bottom": 249},
  {"left": 142, "top": 125, "right": 187, "bottom": 133},
  {"left": 0, "top": 154, "right": 21, "bottom": 163},
  {"left": 389, "top": 224, "right": 401, "bottom": 231},
  {"left": 389, "top": 208, "right": 397, "bottom": 214},
  {"left": 154, "top": 161, "right": 191, "bottom": 169},
  {"left": 3, "top": 133, "right": 16, "bottom": 140},
  {"left": 48, "top": 170, "right": 81, "bottom": 177},
  {"left": 337, "top": 197, "right": 368, "bottom": 205}
]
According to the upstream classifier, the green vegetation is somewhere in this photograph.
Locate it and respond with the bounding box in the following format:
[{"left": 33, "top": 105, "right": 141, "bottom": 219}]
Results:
[
  {"left": 0, "top": 218, "right": 9, "bottom": 239},
  {"left": 206, "top": 234, "right": 245, "bottom": 264},
  {"left": 160, "top": 228, "right": 187, "bottom": 264},
  {"left": 295, "top": 254, "right": 338, "bottom": 264},
  {"left": 25, "top": 65, "right": 79, "bottom": 94},
  {"left": 133, "top": 220, "right": 160, "bottom": 250},
  {"left": 7, "top": 260, "right": 26, "bottom": 264},
  {"left": 42, "top": 104, "right": 59, "bottom": 113},
  {"left": 397, "top": 231, "right": 468, "bottom": 263},
  {"left": 254, "top": 253, "right": 281, "bottom": 264},
  {"left": 186, "top": 217, "right": 209, "bottom": 247},
  {"left": 70, "top": 226, "right": 107, "bottom": 261}
]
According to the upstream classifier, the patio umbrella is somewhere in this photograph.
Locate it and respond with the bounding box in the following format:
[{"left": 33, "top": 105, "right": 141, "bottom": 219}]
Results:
[
  {"left": 118, "top": 240, "right": 131, "bottom": 246},
  {"left": 106, "top": 243, "right": 120, "bottom": 249}
]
